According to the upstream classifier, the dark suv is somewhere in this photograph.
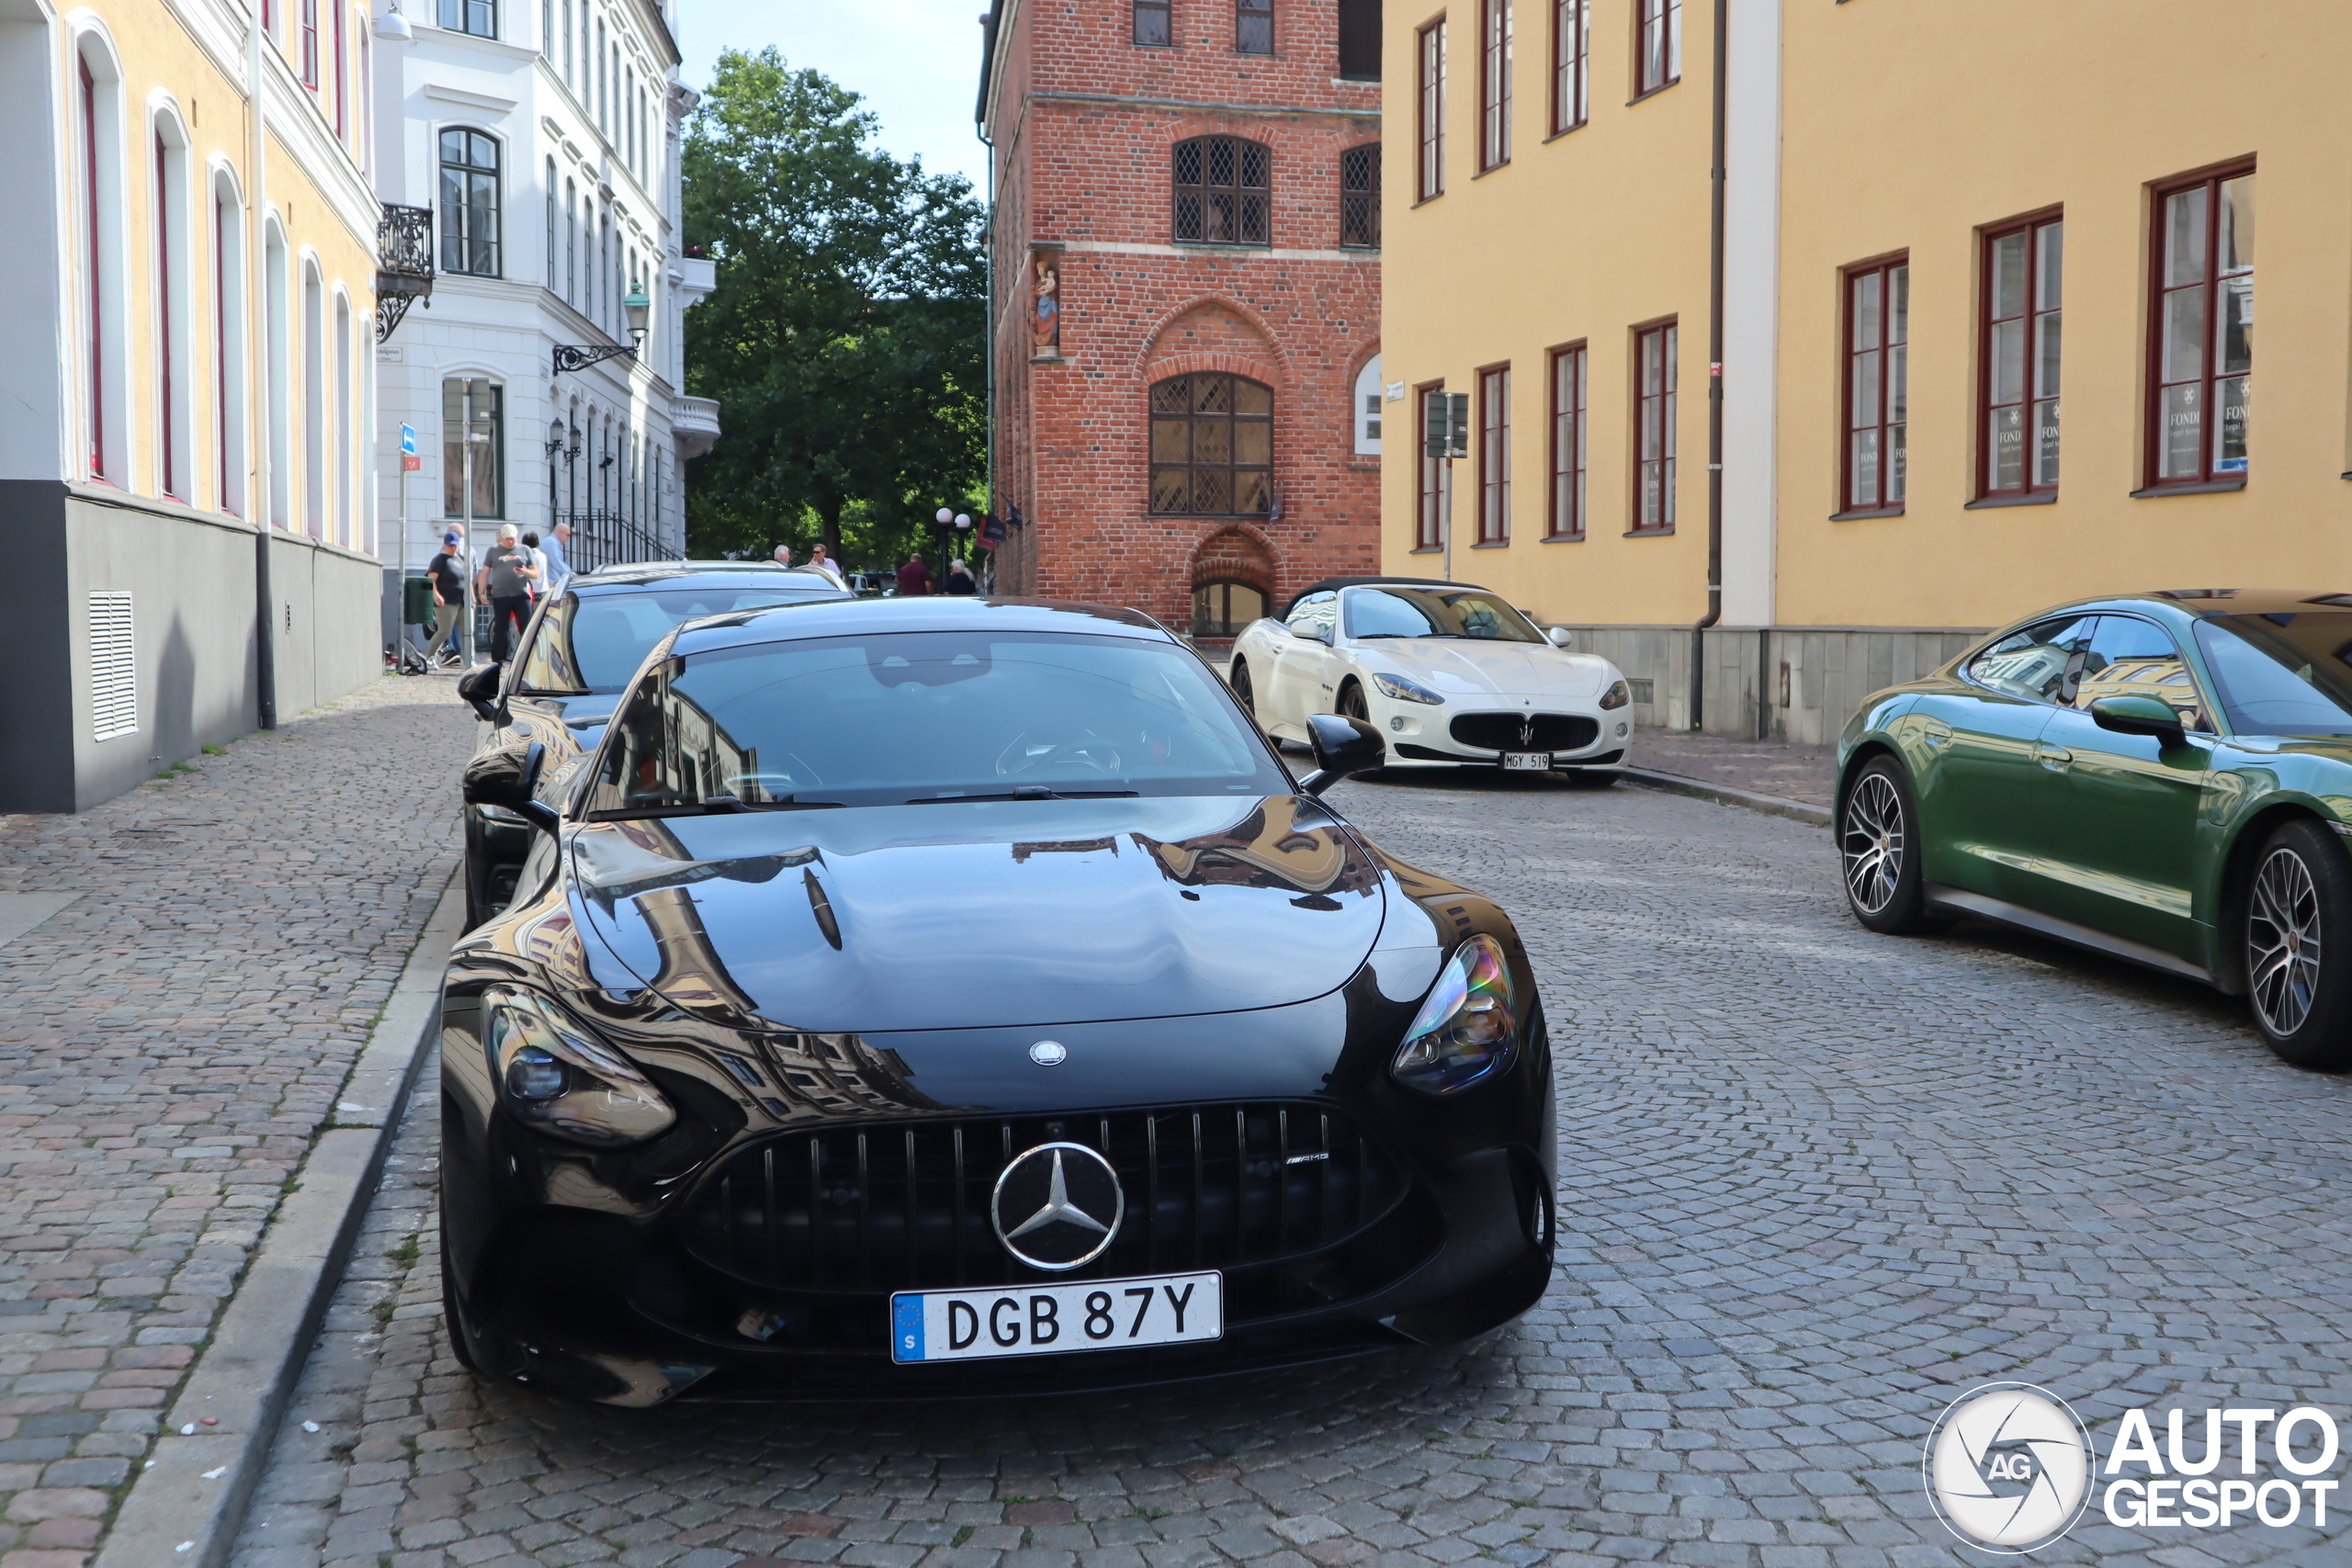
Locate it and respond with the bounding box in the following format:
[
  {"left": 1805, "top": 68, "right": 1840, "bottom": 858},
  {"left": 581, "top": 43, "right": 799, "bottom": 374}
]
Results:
[{"left": 457, "top": 562, "right": 850, "bottom": 923}]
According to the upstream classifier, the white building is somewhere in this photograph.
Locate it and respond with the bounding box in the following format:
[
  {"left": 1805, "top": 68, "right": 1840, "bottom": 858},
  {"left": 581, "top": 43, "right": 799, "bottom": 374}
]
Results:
[{"left": 370, "top": 0, "right": 718, "bottom": 606}]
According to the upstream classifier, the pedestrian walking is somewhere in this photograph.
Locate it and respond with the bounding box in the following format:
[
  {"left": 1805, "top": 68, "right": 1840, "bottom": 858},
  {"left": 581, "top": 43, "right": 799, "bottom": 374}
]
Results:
[
  {"left": 808, "top": 543, "right": 846, "bottom": 586},
  {"left": 424, "top": 529, "right": 468, "bottom": 667},
  {"left": 519, "top": 531, "right": 548, "bottom": 608},
  {"left": 945, "top": 558, "right": 977, "bottom": 595},
  {"left": 477, "top": 524, "right": 537, "bottom": 662},
  {"left": 541, "top": 521, "right": 574, "bottom": 597},
  {"left": 896, "top": 553, "right": 933, "bottom": 597}
]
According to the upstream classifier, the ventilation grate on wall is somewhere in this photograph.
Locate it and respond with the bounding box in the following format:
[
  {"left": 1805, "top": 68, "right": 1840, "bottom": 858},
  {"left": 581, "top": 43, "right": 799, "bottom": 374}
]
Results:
[{"left": 88, "top": 592, "right": 137, "bottom": 742}]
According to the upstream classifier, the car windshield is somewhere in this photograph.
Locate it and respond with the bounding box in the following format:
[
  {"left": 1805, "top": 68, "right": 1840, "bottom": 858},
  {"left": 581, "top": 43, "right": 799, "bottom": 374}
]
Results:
[
  {"left": 2193, "top": 613, "right": 2352, "bottom": 737},
  {"left": 587, "top": 630, "right": 1290, "bottom": 812},
  {"left": 515, "top": 581, "right": 839, "bottom": 694},
  {"left": 1345, "top": 587, "right": 1544, "bottom": 642}
]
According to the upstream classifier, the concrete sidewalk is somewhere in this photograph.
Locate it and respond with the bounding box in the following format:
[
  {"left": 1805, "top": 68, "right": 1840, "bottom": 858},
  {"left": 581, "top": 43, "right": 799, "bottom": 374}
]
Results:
[
  {"left": 1629, "top": 728, "right": 1838, "bottom": 811},
  {"left": 0, "top": 676, "right": 475, "bottom": 1566}
]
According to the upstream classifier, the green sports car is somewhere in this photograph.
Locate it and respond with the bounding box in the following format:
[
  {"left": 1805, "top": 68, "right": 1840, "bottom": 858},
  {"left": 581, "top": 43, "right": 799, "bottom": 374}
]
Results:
[{"left": 1836, "top": 590, "right": 2352, "bottom": 1068}]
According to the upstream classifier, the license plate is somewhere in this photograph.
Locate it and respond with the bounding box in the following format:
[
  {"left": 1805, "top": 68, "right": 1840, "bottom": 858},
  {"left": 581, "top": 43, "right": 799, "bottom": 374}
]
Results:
[
  {"left": 1501, "top": 751, "right": 1552, "bottom": 771},
  {"left": 889, "top": 1270, "right": 1222, "bottom": 1363}
]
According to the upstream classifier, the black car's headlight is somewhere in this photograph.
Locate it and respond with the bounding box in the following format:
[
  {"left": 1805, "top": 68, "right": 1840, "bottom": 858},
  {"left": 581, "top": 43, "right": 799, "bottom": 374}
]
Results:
[
  {"left": 1391, "top": 934, "right": 1518, "bottom": 1095},
  {"left": 1373, "top": 672, "right": 1444, "bottom": 705},
  {"left": 481, "top": 988, "right": 675, "bottom": 1147},
  {"left": 1599, "top": 679, "right": 1632, "bottom": 711}
]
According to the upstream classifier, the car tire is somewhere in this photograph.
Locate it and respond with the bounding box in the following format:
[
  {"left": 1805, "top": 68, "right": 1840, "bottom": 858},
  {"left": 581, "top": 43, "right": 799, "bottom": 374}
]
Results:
[
  {"left": 440, "top": 1214, "right": 482, "bottom": 1375},
  {"left": 2244, "top": 818, "right": 2352, "bottom": 1069},
  {"left": 462, "top": 818, "right": 493, "bottom": 931},
  {"left": 1229, "top": 659, "right": 1256, "bottom": 716},
  {"left": 1334, "top": 682, "right": 1385, "bottom": 780},
  {"left": 1838, "top": 756, "right": 1939, "bottom": 935}
]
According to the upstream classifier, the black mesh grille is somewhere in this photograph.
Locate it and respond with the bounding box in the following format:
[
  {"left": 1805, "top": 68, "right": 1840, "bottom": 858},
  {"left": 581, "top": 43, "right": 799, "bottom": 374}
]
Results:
[
  {"left": 678, "top": 1103, "right": 1408, "bottom": 1294},
  {"left": 1448, "top": 712, "right": 1601, "bottom": 752}
]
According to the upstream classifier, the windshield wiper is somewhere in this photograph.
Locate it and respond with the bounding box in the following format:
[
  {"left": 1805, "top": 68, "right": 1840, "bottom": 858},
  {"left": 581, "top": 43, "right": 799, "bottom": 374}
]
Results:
[
  {"left": 904, "top": 787, "right": 1141, "bottom": 804},
  {"left": 588, "top": 795, "right": 846, "bottom": 819}
]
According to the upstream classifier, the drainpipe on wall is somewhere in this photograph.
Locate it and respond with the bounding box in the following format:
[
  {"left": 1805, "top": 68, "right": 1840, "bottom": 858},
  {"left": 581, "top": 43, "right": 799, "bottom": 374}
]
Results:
[
  {"left": 249, "top": 0, "right": 277, "bottom": 729},
  {"left": 1690, "top": 0, "right": 1728, "bottom": 734}
]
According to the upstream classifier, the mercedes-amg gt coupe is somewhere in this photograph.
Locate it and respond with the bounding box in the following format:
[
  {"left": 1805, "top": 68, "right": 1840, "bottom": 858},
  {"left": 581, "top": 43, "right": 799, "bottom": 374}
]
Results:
[{"left": 442, "top": 596, "right": 1557, "bottom": 1404}]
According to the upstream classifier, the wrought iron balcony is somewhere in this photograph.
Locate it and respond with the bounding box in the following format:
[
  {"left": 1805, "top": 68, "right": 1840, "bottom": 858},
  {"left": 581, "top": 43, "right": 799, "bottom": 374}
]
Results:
[{"left": 376, "top": 205, "right": 435, "bottom": 343}]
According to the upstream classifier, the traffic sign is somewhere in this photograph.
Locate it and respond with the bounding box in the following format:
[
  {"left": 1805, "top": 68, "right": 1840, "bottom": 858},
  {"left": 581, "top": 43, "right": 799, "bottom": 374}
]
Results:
[{"left": 399, "top": 423, "right": 416, "bottom": 455}]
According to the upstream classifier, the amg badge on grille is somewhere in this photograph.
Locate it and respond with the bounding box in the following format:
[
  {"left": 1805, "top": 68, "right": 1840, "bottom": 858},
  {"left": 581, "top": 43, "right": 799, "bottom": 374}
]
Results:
[{"left": 990, "top": 1143, "right": 1125, "bottom": 1270}]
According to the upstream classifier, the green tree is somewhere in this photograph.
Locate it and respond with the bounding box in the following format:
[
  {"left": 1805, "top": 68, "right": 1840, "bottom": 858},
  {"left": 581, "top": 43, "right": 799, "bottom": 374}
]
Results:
[{"left": 682, "top": 49, "right": 986, "bottom": 570}]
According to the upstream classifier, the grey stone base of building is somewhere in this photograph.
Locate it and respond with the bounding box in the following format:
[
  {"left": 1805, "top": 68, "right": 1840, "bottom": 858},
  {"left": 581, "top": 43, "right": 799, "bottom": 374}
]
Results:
[
  {"left": 1552, "top": 623, "right": 1992, "bottom": 747},
  {"left": 0, "top": 479, "right": 384, "bottom": 812}
]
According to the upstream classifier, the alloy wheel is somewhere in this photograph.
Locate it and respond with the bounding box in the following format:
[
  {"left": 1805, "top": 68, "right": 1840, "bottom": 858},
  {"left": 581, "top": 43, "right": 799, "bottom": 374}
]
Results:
[
  {"left": 2249, "top": 846, "right": 2324, "bottom": 1037},
  {"left": 1230, "top": 660, "right": 1254, "bottom": 715},
  {"left": 1840, "top": 772, "right": 1905, "bottom": 915}
]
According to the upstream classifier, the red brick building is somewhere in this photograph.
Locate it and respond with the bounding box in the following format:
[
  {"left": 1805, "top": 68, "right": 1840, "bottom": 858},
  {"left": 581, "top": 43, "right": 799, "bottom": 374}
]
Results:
[{"left": 977, "top": 0, "right": 1385, "bottom": 641}]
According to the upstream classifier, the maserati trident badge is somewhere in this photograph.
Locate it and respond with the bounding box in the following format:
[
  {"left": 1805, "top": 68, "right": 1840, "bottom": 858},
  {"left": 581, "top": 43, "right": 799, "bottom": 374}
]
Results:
[{"left": 990, "top": 1143, "right": 1125, "bottom": 1270}]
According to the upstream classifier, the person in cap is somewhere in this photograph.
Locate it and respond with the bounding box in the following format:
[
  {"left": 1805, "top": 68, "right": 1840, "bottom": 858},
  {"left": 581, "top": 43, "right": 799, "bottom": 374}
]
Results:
[{"left": 424, "top": 529, "right": 469, "bottom": 668}]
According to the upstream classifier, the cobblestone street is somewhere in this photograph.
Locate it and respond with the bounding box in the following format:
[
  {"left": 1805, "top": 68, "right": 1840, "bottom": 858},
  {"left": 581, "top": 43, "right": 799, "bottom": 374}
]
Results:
[
  {"left": 0, "top": 678, "right": 476, "bottom": 1566},
  {"left": 229, "top": 770, "right": 2352, "bottom": 1568}
]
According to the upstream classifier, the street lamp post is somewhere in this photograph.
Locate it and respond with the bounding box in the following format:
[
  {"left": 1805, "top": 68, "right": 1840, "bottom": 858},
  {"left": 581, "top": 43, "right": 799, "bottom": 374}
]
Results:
[
  {"left": 458, "top": 381, "right": 494, "bottom": 667},
  {"left": 932, "top": 507, "right": 972, "bottom": 592},
  {"left": 552, "top": 282, "right": 652, "bottom": 376}
]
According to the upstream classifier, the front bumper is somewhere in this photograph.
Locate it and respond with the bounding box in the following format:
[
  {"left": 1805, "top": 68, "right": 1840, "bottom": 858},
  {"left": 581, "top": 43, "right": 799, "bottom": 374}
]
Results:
[
  {"left": 442, "top": 1097, "right": 1554, "bottom": 1403},
  {"left": 1370, "top": 699, "right": 1634, "bottom": 771}
]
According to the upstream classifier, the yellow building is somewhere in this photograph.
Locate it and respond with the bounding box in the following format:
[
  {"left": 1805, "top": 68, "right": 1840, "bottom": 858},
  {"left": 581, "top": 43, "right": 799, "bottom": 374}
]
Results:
[
  {"left": 0, "top": 0, "right": 382, "bottom": 808},
  {"left": 1382, "top": 0, "right": 2352, "bottom": 741}
]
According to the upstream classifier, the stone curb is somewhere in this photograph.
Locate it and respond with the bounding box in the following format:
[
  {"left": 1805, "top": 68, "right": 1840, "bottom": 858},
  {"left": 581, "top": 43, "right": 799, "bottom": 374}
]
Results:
[
  {"left": 92, "top": 870, "right": 467, "bottom": 1568},
  {"left": 1622, "top": 767, "right": 1834, "bottom": 829}
]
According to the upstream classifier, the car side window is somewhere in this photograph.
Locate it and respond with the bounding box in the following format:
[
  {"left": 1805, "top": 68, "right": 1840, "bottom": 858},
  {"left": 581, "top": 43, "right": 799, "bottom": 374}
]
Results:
[
  {"left": 1965, "top": 615, "right": 2098, "bottom": 704},
  {"left": 2073, "top": 615, "right": 2214, "bottom": 731},
  {"left": 1285, "top": 591, "right": 1338, "bottom": 641}
]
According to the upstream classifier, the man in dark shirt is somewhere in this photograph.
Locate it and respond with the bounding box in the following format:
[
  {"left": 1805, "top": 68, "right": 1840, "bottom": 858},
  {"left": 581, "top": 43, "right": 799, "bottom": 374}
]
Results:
[
  {"left": 896, "top": 554, "right": 932, "bottom": 597},
  {"left": 475, "top": 525, "right": 537, "bottom": 662},
  {"left": 424, "top": 530, "right": 467, "bottom": 668}
]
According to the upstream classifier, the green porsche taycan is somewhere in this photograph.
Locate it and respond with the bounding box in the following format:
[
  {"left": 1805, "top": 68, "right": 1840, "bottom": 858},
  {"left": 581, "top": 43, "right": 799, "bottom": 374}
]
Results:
[{"left": 1835, "top": 590, "right": 2352, "bottom": 1067}]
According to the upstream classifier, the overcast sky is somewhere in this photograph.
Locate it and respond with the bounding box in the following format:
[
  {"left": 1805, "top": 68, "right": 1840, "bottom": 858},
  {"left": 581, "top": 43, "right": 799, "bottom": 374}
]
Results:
[{"left": 680, "top": 0, "right": 994, "bottom": 194}]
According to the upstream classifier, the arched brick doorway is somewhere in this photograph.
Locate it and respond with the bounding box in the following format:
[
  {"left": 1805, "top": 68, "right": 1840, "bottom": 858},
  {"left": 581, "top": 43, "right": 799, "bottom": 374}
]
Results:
[{"left": 1188, "top": 525, "right": 1277, "bottom": 640}]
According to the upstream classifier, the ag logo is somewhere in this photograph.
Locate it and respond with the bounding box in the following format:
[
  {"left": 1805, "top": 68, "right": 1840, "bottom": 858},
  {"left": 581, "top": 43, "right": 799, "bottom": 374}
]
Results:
[{"left": 1922, "top": 1382, "right": 2095, "bottom": 1553}]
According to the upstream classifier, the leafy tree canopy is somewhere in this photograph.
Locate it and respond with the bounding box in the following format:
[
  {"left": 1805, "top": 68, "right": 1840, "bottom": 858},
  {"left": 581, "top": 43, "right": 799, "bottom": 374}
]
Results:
[{"left": 682, "top": 49, "right": 986, "bottom": 572}]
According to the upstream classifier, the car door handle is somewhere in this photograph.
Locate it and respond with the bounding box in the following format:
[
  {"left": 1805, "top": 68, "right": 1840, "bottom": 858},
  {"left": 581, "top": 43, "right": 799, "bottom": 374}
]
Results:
[{"left": 2035, "top": 743, "right": 2073, "bottom": 771}]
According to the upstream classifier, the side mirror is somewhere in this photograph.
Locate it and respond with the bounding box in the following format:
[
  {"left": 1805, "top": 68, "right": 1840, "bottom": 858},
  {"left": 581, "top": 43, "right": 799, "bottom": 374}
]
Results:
[
  {"left": 1291, "top": 620, "right": 1332, "bottom": 645},
  {"left": 457, "top": 662, "right": 508, "bottom": 725},
  {"left": 2088, "top": 694, "right": 2188, "bottom": 748},
  {"left": 1298, "top": 713, "right": 1385, "bottom": 795},
  {"left": 1545, "top": 626, "right": 1573, "bottom": 649},
  {"left": 462, "top": 740, "right": 560, "bottom": 833}
]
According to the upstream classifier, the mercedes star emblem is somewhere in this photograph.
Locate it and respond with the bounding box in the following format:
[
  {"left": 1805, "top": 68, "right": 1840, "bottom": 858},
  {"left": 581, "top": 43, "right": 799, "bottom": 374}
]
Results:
[
  {"left": 1028, "top": 1039, "right": 1069, "bottom": 1066},
  {"left": 990, "top": 1142, "right": 1125, "bottom": 1271}
]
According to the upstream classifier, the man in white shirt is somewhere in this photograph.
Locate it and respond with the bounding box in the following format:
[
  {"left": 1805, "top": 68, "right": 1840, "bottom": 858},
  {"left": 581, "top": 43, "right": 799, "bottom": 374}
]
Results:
[{"left": 807, "top": 543, "right": 845, "bottom": 586}]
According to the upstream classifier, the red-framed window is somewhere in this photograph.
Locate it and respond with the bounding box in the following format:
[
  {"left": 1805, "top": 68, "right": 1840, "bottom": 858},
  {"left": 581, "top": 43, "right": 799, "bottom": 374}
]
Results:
[
  {"left": 1842, "top": 256, "right": 1908, "bottom": 513},
  {"left": 1478, "top": 0, "right": 1511, "bottom": 172},
  {"left": 80, "top": 58, "right": 105, "bottom": 481},
  {"left": 1634, "top": 321, "right": 1677, "bottom": 531},
  {"left": 1550, "top": 0, "right": 1587, "bottom": 134},
  {"left": 216, "top": 194, "right": 233, "bottom": 513},
  {"left": 2149, "top": 165, "right": 2254, "bottom": 487},
  {"left": 1417, "top": 19, "right": 1445, "bottom": 201},
  {"left": 1477, "top": 364, "right": 1510, "bottom": 542},
  {"left": 1547, "top": 342, "right": 1587, "bottom": 538},
  {"left": 155, "top": 134, "right": 177, "bottom": 500},
  {"left": 1415, "top": 382, "right": 1444, "bottom": 548},
  {"left": 1635, "top": 0, "right": 1679, "bottom": 97},
  {"left": 300, "top": 0, "right": 319, "bottom": 86},
  {"left": 1981, "top": 213, "right": 2062, "bottom": 499}
]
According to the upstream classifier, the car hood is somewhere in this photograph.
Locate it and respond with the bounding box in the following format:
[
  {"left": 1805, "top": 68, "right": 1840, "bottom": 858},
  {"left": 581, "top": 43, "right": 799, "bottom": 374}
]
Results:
[
  {"left": 565, "top": 795, "right": 1387, "bottom": 1032},
  {"left": 1355, "top": 640, "right": 1611, "bottom": 700}
]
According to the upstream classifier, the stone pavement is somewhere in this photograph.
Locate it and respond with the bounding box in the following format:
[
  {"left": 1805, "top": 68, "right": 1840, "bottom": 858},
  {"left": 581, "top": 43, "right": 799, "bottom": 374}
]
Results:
[
  {"left": 234, "top": 769, "right": 2352, "bottom": 1567},
  {"left": 0, "top": 675, "right": 476, "bottom": 1567},
  {"left": 1626, "top": 732, "right": 1838, "bottom": 811}
]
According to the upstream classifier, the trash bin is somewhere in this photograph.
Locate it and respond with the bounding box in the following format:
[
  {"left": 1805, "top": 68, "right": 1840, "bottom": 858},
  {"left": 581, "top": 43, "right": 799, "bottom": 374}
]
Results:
[{"left": 401, "top": 573, "right": 435, "bottom": 627}]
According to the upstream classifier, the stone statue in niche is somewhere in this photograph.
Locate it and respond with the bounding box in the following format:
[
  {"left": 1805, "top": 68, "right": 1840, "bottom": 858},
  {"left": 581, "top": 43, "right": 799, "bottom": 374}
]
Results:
[{"left": 1031, "top": 254, "right": 1060, "bottom": 356}]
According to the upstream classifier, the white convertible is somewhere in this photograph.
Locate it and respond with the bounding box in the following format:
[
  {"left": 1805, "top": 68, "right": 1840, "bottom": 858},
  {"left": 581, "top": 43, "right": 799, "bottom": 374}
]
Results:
[{"left": 1226, "top": 577, "right": 1634, "bottom": 781}]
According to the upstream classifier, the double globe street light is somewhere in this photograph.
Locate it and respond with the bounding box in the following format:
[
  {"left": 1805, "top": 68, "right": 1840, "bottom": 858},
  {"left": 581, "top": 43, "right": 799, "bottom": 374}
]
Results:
[{"left": 932, "top": 507, "right": 973, "bottom": 592}]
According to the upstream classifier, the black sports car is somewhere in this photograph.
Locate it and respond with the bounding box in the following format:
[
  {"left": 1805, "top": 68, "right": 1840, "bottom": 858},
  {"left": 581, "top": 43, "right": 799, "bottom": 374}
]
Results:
[
  {"left": 443, "top": 597, "right": 1556, "bottom": 1404},
  {"left": 456, "top": 562, "right": 851, "bottom": 924}
]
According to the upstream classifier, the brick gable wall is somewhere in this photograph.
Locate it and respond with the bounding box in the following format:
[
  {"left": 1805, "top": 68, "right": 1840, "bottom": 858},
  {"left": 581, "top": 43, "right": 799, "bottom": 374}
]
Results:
[{"left": 984, "top": 0, "right": 1383, "bottom": 636}]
